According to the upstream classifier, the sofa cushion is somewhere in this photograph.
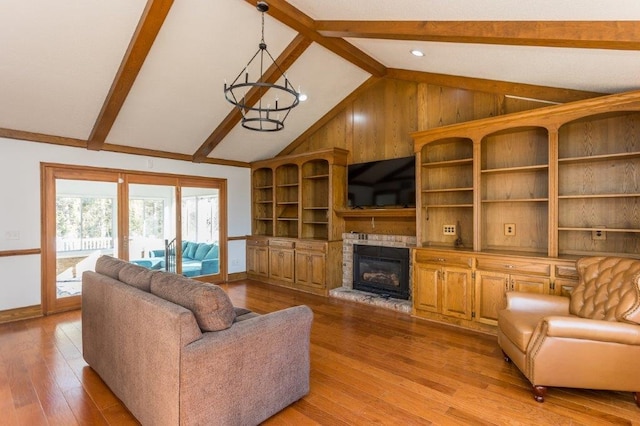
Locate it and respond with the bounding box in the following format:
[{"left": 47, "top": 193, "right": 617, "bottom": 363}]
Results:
[
  {"left": 194, "top": 243, "right": 213, "bottom": 261},
  {"left": 498, "top": 309, "right": 547, "bottom": 352},
  {"left": 150, "top": 272, "right": 235, "bottom": 331},
  {"left": 184, "top": 242, "right": 198, "bottom": 259},
  {"left": 95, "top": 256, "right": 127, "bottom": 280},
  {"left": 204, "top": 245, "right": 219, "bottom": 260},
  {"left": 118, "top": 262, "right": 157, "bottom": 292}
]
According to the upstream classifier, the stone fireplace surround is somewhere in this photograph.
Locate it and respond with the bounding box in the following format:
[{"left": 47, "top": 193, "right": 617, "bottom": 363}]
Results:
[{"left": 329, "top": 233, "right": 416, "bottom": 313}]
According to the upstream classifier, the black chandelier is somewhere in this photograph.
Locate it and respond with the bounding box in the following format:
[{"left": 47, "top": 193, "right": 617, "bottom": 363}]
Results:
[{"left": 224, "top": 1, "right": 300, "bottom": 132}]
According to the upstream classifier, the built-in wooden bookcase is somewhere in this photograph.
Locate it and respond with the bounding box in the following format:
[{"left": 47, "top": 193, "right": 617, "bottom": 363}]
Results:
[
  {"left": 250, "top": 148, "right": 348, "bottom": 241},
  {"left": 419, "top": 137, "right": 474, "bottom": 249},
  {"left": 557, "top": 111, "right": 640, "bottom": 257},
  {"left": 412, "top": 89, "right": 640, "bottom": 260},
  {"left": 480, "top": 127, "right": 549, "bottom": 255},
  {"left": 301, "top": 159, "right": 330, "bottom": 240},
  {"left": 252, "top": 167, "right": 273, "bottom": 236}
]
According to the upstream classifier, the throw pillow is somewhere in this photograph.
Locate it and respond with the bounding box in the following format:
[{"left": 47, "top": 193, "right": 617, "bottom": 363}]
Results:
[
  {"left": 204, "top": 245, "right": 219, "bottom": 260},
  {"left": 118, "top": 263, "right": 156, "bottom": 292},
  {"left": 150, "top": 272, "right": 236, "bottom": 331},
  {"left": 184, "top": 242, "right": 198, "bottom": 259},
  {"left": 193, "top": 243, "right": 212, "bottom": 261},
  {"left": 95, "top": 256, "right": 127, "bottom": 280}
]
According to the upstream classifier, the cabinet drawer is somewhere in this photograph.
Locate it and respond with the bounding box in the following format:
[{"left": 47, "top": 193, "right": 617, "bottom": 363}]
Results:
[
  {"left": 247, "top": 238, "right": 269, "bottom": 247},
  {"left": 414, "top": 251, "right": 472, "bottom": 268},
  {"left": 476, "top": 258, "right": 550, "bottom": 276},
  {"left": 269, "top": 239, "right": 295, "bottom": 249},
  {"left": 555, "top": 264, "right": 578, "bottom": 280},
  {"left": 296, "top": 241, "right": 326, "bottom": 252}
]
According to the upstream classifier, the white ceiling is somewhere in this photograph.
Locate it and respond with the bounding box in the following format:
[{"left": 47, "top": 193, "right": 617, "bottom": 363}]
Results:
[{"left": 1, "top": 0, "right": 639, "bottom": 164}]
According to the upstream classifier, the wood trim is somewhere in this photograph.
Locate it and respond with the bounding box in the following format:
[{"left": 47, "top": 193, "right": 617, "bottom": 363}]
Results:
[
  {"left": 316, "top": 21, "right": 640, "bottom": 51},
  {"left": 0, "top": 248, "right": 41, "bottom": 258},
  {"left": 0, "top": 305, "right": 43, "bottom": 324},
  {"left": 278, "top": 76, "right": 382, "bottom": 156},
  {"left": 227, "top": 272, "right": 248, "bottom": 282},
  {"left": 0, "top": 131, "right": 250, "bottom": 168},
  {"left": 411, "top": 89, "right": 640, "bottom": 146},
  {"left": 228, "top": 236, "right": 248, "bottom": 241},
  {"left": 193, "top": 34, "right": 312, "bottom": 162},
  {"left": 244, "top": 0, "right": 386, "bottom": 77},
  {"left": 386, "top": 69, "right": 605, "bottom": 103},
  {"left": 0, "top": 128, "right": 86, "bottom": 148},
  {"left": 87, "top": 0, "right": 174, "bottom": 150}
]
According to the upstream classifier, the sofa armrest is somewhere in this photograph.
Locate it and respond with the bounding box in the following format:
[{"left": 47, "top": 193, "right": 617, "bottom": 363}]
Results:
[
  {"left": 200, "top": 258, "right": 219, "bottom": 275},
  {"left": 180, "top": 305, "right": 313, "bottom": 425},
  {"left": 541, "top": 316, "right": 640, "bottom": 345},
  {"left": 149, "top": 249, "right": 165, "bottom": 258},
  {"left": 505, "top": 292, "right": 570, "bottom": 315}
]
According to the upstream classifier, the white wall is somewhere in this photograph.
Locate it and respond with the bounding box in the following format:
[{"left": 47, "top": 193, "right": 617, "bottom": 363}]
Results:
[{"left": 0, "top": 137, "right": 251, "bottom": 311}]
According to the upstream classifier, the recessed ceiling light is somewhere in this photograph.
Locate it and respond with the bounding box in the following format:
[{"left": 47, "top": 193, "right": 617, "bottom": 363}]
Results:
[
  {"left": 410, "top": 49, "right": 425, "bottom": 57},
  {"left": 298, "top": 93, "right": 308, "bottom": 102}
]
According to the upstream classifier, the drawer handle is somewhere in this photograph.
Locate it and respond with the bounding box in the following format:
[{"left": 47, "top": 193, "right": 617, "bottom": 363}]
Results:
[
  {"left": 438, "top": 258, "right": 446, "bottom": 262},
  {"left": 505, "top": 264, "right": 514, "bottom": 269}
]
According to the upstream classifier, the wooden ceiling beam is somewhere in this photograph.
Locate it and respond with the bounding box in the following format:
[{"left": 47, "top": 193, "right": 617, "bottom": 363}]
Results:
[
  {"left": 244, "top": 0, "right": 386, "bottom": 77},
  {"left": 387, "top": 69, "right": 605, "bottom": 104},
  {"left": 192, "top": 34, "right": 312, "bottom": 162},
  {"left": 316, "top": 21, "right": 640, "bottom": 50},
  {"left": 86, "top": 0, "right": 174, "bottom": 151}
]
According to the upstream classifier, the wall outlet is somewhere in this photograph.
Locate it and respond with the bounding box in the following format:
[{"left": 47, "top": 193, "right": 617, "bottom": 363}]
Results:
[
  {"left": 443, "top": 224, "right": 456, "bottom": 235},
  {"left": 231, "top": 258, "right": 240, "bottom": 266},
  {"left": 592, "top": 227, "right": 606, "bottom": 240},
  {"left": 4, "top": 230, "right": 20, "bottom": 240},
  {"left": 504, "top": 223, "right": 516, "bottom": 236}
]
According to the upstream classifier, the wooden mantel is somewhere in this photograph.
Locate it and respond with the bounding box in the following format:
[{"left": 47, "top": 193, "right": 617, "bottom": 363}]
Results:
[{"left": 335, "top": 208, "right": 416, "bottom": 218}]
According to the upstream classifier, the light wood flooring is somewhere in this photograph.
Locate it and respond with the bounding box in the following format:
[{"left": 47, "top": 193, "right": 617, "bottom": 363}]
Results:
[{"left": 1, "top": 280, "right": 639, "bottom": 425}]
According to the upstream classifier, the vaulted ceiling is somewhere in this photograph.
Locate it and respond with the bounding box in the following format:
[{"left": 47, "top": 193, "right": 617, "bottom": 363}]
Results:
[{"left": 1, "top": 0, "right": 639, "bottom": 166}]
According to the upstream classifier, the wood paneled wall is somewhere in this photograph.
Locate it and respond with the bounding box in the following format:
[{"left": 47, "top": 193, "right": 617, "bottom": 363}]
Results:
[{"left": 290, "top": 78, "right": 551, "bottom": 163}]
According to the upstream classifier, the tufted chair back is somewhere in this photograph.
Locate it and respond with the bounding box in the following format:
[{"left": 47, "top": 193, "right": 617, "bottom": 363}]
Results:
[{"left": 570, "top": 256, "right": 640, "bottom": 324}]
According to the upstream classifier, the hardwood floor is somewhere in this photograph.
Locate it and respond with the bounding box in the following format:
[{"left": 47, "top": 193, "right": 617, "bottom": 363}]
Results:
[{"left": 1, "top": 280, "right": 639, "bottom": 425}]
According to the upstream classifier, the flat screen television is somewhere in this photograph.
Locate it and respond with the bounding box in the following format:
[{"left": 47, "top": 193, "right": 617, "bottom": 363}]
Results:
[{"left": 347, "top": 156, "right": 416, "bottom": 208}]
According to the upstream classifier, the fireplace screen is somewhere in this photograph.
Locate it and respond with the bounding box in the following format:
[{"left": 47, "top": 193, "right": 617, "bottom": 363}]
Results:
[{"left": 353, "top": 245, "right": 409, "bottom": 299}]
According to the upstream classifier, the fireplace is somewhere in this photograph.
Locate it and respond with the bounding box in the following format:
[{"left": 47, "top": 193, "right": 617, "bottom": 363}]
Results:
[{"left": 352, "top": 244, "right": 410, "bottom": 300}]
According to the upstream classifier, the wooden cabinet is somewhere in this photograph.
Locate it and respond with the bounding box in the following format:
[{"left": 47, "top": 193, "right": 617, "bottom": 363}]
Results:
[
  {"left": 413, "top": 251, "right": 474, "bottom": 321},
  {"left": 246, "top": 237, "right": 342, "bottom": 296},
  {"left": 246, "top": 238, "right": 269, "bottom": 278},
  {"left": 251, "top": 148, "right": 348, "bottom": 241},
  {"left": 474, "top": 270, "right": 549, "bottom": 326},
  {"left": 295, "top": 241, "right": 326, "bottom": 289},
  {"left": 269, "top": 240, "right": 295, "bottom": 283},
  {"left": 413, "top": 248, "right": 577, "bottom": 332}
]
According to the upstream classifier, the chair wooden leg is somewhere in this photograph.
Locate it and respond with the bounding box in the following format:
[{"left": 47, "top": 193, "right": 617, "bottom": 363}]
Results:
[
  {"left": 502, "top": 350, "right": 511, "bottom": 363},
  {"left": 634, "top": 392, "right": 639, "bottom": 408},
  {"left": 532, "top": 385, "right": 547, "bottom": 403}
]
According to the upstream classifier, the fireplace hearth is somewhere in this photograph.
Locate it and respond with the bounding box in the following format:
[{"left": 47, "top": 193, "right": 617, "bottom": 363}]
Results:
[{"left": 353, "top": 244, "right": 410, "bottom": 300}]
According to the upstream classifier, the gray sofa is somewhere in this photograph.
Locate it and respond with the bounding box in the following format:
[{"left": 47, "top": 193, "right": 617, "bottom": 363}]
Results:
[{"left": 82, "top": 256, "right": 313, "bottom": 425}]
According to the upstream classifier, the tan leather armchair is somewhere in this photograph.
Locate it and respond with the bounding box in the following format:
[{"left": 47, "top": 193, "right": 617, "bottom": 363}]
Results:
[{"left": 497, "top": 256, "right": 640, "bottom": 406}]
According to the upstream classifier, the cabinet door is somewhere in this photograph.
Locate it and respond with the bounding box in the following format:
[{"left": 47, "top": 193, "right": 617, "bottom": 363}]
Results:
[
  {"left": 475, "top": 271, "right": 509, "bottom": 325},
  {"left": 247, "top": 245, "right": 259, "bottom": 275},
  {"left": 413, "top": 263, "right": 440, "bottom": 313},
  {"left": 296, "top": 250, "right": 326, "bottom": 288},
  {"left": 553, "top": 278, "right": 578, "bottom": 297},
  {"left": 510, "top": 274, "right": 550, "bottom": 294},
  {"left": 270, "top": 248, "right": 295, "bottom": 283},
  {"left": 442, "top": 267, "right": 473, "bottom": 320},
  {"left": 255, "top": 246, "right": 269, "bottom": 277}
]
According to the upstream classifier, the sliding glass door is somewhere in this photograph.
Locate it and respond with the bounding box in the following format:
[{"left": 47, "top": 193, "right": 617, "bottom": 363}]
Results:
[{"left": 42, "top": 165, "right": 227, "bottom": 314}]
